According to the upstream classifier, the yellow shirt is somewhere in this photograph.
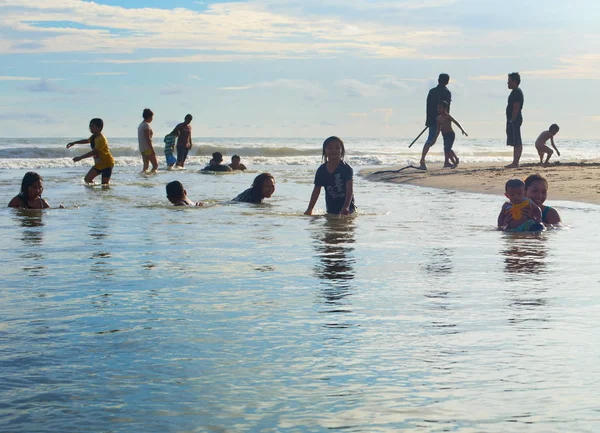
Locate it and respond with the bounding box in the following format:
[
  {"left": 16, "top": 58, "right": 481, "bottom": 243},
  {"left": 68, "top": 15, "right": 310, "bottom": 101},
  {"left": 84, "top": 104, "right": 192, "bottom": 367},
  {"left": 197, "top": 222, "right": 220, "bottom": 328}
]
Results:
[
  {"left": 90, "top": 134, "right": 114, "bottom": 170},
  {"left": 510, "top": 198, "right": 531, "bottom": 220}
]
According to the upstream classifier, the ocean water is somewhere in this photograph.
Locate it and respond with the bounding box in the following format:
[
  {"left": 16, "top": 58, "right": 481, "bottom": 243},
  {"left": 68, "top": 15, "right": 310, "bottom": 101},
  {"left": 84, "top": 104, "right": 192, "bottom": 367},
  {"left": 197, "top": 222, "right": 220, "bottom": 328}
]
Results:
[{"left": 2, "top": 138, "right": 600, "bottom": 432}]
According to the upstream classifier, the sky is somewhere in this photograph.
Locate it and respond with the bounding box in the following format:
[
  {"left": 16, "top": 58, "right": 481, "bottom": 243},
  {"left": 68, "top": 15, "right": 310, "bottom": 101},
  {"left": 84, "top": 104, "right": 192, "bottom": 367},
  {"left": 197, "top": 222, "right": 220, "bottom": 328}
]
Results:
[{"left": 0, "top": 0, "right": 599, "bottom": 138}]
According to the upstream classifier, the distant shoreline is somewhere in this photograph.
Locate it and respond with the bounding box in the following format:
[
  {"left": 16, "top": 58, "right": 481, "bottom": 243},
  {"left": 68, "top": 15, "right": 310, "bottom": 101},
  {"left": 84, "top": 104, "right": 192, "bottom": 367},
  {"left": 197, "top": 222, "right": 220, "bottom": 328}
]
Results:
[{"left": 360, "top": 161, "right": 600, "bottom": 205}]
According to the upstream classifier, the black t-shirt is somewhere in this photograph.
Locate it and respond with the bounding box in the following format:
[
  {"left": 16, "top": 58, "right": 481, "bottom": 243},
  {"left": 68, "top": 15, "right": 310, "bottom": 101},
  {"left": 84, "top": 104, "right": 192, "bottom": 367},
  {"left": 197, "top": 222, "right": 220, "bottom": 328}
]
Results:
[
  {"left": 233, "top": 188, "right": 262, "bottom": 204},
  {"left": 426, "top": 85, "right": 451, "bottom": 126},
  {"left": 202, "top": 164, "right": 232, "bottom": 172},
  {"left": 314, "top": 161, "right": 356, "bottom": 214},
  {"left": 506, "top": 88, "right": 524, "bottom": 120}
]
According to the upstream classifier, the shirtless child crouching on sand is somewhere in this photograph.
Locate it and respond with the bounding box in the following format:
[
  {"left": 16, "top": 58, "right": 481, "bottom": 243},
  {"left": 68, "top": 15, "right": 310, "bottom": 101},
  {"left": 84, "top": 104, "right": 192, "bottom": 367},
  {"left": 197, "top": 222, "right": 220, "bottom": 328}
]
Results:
[{"left": 535, "top": 124, "right": 560, "bottom": 166}]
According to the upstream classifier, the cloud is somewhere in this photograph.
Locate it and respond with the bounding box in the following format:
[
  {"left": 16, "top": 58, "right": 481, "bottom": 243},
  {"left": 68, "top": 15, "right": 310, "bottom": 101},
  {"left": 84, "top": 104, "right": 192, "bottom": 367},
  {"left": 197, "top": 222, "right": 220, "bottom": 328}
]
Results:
[
  {"left": 0, "top": 112, "right": 55, "bottom": 122},
  {"left": 0, "top": 0, "right": 467, "bottom": 62},
  {"left": 188, "top": 75, "right": 202, "bottom": 81},
  {"left": 21, "top": 78, "right": 84, "bottom": 94},
  {"left": 0, "top": 75, "right": 54, "bottom": 81},
  {"left": 220, "top": 78, "right": 323, "bottom": 99},
  {"left": 347, "top": 108, "right": 394, "bottom": 126},
  {"left": 469, "top": 55, "right": 600, "bottom": 81},
  {"left": 336, "top": 75, "right": 413, "bottom": 98},
  {"left": 84, "top": 72, "right": 127, "bottom": 76}
]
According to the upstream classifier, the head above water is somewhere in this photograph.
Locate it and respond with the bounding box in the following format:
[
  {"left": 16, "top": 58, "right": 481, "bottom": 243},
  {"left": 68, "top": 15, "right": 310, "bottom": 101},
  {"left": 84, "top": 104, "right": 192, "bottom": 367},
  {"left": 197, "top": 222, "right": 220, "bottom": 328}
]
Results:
[
  {"left": 251, "top": 173, "right": 275, "bottom": 199},
  {"left": 212, "top": 152, "right": 223, "bottom": 164},
  {"left": 20, "top": 172, "right": 43, "bottom": 198},
  {"left": 89, "top": 118, "right": 103, "bottom": 134},
  {"left": 166, "top": 180, "right": 185, "bottom": 201},
  {"left": 321, "top": 136, "right": 345, "bottom": 162},
  {"left": 231, "top": 155, "right": 240, "bottom": 163},
  {"left": 142, "top": 108, "right": 154, "bottom": 120},
  {"left": 438, "top": 73, "right": 450, "bottom": 86}
]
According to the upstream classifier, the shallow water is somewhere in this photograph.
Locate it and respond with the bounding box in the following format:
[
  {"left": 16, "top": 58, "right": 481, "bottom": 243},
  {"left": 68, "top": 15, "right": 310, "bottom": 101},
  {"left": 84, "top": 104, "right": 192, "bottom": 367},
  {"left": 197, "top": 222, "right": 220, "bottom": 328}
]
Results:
[{"left": 2, "top": 163, "right": 600, "bottom": 432}]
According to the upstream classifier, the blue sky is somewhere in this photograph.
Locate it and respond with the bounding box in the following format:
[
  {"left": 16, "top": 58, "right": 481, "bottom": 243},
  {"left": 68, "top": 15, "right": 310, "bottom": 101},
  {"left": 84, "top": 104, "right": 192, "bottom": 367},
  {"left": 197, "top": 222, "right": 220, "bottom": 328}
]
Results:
[{"left": 0, "top": 0, "right": 599, "bottom": 138}]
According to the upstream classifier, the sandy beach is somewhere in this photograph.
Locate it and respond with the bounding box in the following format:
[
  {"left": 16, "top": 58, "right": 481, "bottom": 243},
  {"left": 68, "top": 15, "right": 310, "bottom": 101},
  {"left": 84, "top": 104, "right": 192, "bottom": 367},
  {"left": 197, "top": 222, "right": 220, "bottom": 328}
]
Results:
[{"left": 361, "top": 161, "right": 600, "bottom": 205}]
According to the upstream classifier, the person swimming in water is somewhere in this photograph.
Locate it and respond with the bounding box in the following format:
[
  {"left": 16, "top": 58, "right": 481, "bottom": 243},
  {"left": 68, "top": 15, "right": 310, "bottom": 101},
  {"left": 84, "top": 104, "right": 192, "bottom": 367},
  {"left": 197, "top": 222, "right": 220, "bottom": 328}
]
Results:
[
  {"left": 233, "top": 173, "right": 275, "bottom": 204},
  {"left": 202, "top": 152, "right": 232, "bottom": 172},
  {"left": 498, "top": 178, "right": 543, "bottom": 232},
  {"left": 8, "top": 172, "right": 51, "bottom": 209},
  {"left": 166, "top": 181, "right": 203, "bottom": 206}
]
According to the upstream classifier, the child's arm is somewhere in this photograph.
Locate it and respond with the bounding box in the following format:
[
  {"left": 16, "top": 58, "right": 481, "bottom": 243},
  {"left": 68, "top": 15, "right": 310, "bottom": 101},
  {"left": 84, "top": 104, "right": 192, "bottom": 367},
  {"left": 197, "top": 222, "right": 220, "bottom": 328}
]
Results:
[
  {"left": 341, "top": 179, "right": 354, "bottom": 215},
  {"left": 498, "top": 203, "right": 510, "bottom": 228},
  {"left": 304, "top": 185, "right": 321, "bottom": 215},
  {"left": 450, "top": 115, "right": 468, "bottom": 136},
  {"left": 66, "top": 138, "right": 90, "bottom": 148},
  {"left": 73, "top": 150, "right": 95, "bottom": 162},
  {"left": 550, "top": 137, "right": 560, "bottom": 156}
]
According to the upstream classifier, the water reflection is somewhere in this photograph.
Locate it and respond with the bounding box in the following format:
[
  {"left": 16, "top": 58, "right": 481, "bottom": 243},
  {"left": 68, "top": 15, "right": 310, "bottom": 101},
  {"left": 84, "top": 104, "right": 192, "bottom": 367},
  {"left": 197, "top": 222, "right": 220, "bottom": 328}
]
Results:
[
  {"left": 502, "top": 235, "right": 548, "bottom": 277},
  {"left": 421, "top": 247, "right": 458, "bottom": 335},
  {"left": 88, "top": 218, "right": 115, "bottom": 279},
  {"left": 502, "top": 235, "right": 550, "bottom": 326},
  {"left": 311, "top": 217, "right": 356, "bottom": 322},
  {"left": 422, "top": 247, "right": 454, "bottom": 277},
  {"left": 14, "top": 210, "right": 47, "bottom": 277}
]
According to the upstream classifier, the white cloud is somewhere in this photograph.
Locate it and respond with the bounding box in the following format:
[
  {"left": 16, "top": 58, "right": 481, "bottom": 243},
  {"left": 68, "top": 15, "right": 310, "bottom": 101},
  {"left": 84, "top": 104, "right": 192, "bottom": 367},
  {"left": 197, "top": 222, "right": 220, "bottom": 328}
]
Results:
[
  {"left": 0, "top": 75, "right": 60, "bottom": 81},
  {"left": 0, "top": 0, "right": 467, "bottom": 61},
  {"left": 336, "top": 75, "right": 413, "bottom": 98},
  {"left": 470, "top": 55, "right": 600, "bottom": 81},
  {"left": 220, "top": 79, "right": 323, "bottom": 99},
  {"left": 348, "top": 108, "right": 394, "bottom": 126},
  {"left": 83, "top": 72, "right": 127, "bottom": 76}
]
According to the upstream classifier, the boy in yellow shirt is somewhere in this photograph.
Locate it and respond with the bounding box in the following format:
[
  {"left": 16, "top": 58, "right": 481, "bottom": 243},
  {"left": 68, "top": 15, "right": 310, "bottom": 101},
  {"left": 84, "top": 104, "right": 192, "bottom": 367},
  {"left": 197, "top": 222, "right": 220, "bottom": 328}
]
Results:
[{"left": 67, "top": 118, "right": 115, "bottom": 185}]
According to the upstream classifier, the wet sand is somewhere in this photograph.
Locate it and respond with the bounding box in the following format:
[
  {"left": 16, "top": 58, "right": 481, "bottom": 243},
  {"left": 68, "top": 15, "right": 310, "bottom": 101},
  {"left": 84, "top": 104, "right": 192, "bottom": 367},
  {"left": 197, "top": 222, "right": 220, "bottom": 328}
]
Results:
[{"left": 360, "top": 161, "right": 600, "bottom": 205}]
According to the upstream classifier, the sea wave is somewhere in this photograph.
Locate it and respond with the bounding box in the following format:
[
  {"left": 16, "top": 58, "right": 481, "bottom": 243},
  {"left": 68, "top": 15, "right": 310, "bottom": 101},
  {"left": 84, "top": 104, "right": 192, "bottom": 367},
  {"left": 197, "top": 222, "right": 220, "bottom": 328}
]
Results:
[{"left": 0, "top": 144, "right": 415, "bottom": 159}]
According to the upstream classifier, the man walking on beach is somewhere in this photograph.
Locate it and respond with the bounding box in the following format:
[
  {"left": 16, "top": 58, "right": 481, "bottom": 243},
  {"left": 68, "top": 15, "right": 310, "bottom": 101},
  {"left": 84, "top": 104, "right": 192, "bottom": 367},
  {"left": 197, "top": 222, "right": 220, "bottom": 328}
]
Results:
[
  {"left": 505, "top": 72, "right": 524, "bottom": 168},
  {"left": 172, "top": 114, "right": 193, "bottom": 168},
  {"left": 419, "top": 73, "right": 451, "bottom": 169}
]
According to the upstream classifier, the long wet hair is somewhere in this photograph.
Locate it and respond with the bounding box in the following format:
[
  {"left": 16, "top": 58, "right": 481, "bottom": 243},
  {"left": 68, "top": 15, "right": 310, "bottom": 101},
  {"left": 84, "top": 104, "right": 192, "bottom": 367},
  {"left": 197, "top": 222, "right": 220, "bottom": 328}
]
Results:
[
  {"left": 251, "top": 173, "right": 274, "bottom": 198},
  {"left": 20, "top": 172, "right": 42, "bottom": 198},
  {"left": 321, "top": 136, "right": 345, "bottom": 163}
]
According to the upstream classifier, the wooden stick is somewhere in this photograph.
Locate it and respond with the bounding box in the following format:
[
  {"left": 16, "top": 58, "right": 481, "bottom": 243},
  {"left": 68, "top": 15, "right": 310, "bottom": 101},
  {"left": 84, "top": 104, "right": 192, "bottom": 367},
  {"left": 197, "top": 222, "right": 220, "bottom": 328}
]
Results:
[{"left": 408, "top": 126, "right": 429, "bottom": 148}]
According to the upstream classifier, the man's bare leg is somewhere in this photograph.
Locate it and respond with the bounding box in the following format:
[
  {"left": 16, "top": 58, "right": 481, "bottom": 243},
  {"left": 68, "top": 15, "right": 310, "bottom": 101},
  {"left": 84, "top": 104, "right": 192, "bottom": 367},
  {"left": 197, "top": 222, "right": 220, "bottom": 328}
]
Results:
[
  {"left": 505, "top": 145, "right": 522, "bottom": 168},
  {"left": 420, "top": 144, "right": 431, "bottom": 169}
]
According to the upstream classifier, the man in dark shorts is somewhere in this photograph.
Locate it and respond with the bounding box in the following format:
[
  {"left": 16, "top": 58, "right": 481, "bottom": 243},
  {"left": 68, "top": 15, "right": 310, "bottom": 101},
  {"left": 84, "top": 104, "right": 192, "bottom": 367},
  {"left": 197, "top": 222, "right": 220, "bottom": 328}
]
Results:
[
  {"left": 172, "top": 114, "right": 193, "bottom": 168},
  {"left": 505, "top": 72, "right": 524, "bottom": 168},
  {"left": 419, "top": 73, "right": 451, "bottom": 169}
]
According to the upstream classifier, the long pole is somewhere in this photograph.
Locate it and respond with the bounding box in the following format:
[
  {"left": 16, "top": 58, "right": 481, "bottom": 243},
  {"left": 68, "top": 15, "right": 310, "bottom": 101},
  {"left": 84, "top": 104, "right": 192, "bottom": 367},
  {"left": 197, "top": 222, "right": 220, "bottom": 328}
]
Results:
[{"left": 408, "top": 126, "right": 429, "bottom": 148}]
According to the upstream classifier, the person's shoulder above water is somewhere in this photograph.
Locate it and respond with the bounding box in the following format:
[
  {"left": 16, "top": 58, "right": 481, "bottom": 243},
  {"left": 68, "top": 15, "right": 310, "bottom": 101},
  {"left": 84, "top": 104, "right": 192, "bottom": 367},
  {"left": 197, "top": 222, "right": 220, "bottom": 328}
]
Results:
[
  {"left": 202, "top": 164, "right": 232, "bottom": 172},
  {"left": 233, "top": 187, "right": 261, "bottom": 204}
]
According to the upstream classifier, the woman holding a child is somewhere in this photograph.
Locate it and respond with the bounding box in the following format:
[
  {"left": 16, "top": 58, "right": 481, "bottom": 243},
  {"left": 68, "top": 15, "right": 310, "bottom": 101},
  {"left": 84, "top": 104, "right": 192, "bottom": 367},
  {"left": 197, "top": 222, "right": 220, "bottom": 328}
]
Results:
[{"left": 525, "top": 174, "right": 561, "bottom": 225}]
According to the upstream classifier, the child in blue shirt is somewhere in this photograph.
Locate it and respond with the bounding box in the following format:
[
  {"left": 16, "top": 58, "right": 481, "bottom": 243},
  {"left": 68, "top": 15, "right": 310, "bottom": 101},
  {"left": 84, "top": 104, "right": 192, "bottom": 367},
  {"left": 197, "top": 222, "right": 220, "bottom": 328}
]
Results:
[{"left": 305, "top": 136, "right": 356, "bottom": 215}]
